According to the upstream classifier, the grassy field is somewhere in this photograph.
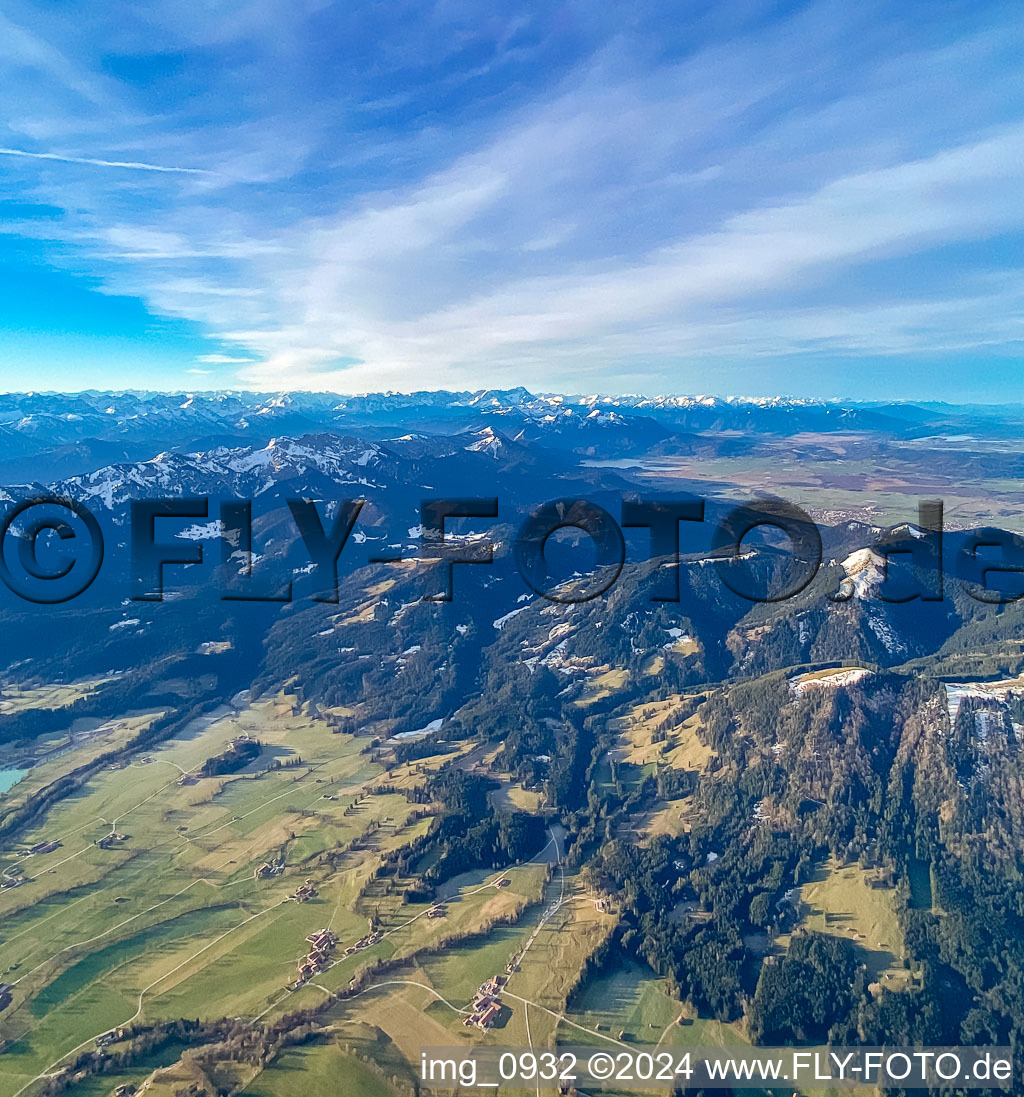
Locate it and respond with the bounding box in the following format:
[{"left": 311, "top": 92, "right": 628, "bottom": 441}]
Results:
[
  {"left": 609, "top": 694, "right": 713, "bottom": 771},
  {"left": 241, "top": 1038, "right": 399, "bottom": 1097},
  {"left": 641, "top": 797, "right": 693, "bottom": 839},
  {"left": 794, "top": 858, "right": 911, "bottom": 986},
  {"left": 311, "top": 863, "right": 618, "bottom": 1078},
  {"left": 0, "top": 709, "right": 166, "bottom": 823},
  {"left": 488, "top": 777, "right": 544, "bottom": 814},
  {"left": 0, "top": 683, "right": 902, "bottom": 1097},
  {"left": 38, "top": 1041, "right": 192, "bottom": 1097},
  {"left": 575, "top": 667, "right": 630, "bottom": 707},
  {"left": 599, "top": 449, "right": 1024, "bottom": 531},
  {"left": 0, "top": 679, "right": 110, "bottom": 717},
  {"left": 567, "top": 960, "right": 684, "bottom": 1044},
  {"left": 562, "top": 958, "right": 885, "bottom": 1097},
  {"left": 0, "top": 692, "right": 493, "bottom": 1097},
  {"left": 603, "top": 695, "right": 711, "bottom": 841},
  {"left": 261, "top": 859, "right": 551, "bottom": 1025}
]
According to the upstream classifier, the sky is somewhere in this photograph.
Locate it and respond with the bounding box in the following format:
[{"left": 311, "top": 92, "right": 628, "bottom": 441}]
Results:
[{"left": 0, "top": 0, "right": 1021, "bottom": 399}]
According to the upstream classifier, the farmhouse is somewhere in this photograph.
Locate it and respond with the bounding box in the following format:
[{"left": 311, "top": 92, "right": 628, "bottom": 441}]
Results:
[
  {"left": 305, "top": 929, "right": 337, "bottom": 950},
  {"left": 29, "top": 840, "right": 60, "bottom": 855},
  {"left": 464, "top": 974, "right": 506, "bottom": 1028},
  {"left": 295, "top": 926, "right": 340, "bottom": 984},
  {"left": 288, "top": 879, "right": 317, "bottom": 901}
]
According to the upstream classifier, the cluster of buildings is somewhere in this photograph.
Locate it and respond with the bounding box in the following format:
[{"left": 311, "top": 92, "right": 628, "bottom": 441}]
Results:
[
  {"left": 97, "top": 831, "right": 127, "bottom": 850},
  {"left": 464, "top": 975, "right": 505, "bottom": 1030},
  {"left": 296, "top": 928, "right": 338, "bottom": 983},
  {"left": 287, "top": 879, "right": 317, "bottom": 901},
  {"left": 427, "top": 904, "right": 446, "bottom": 919},
  {"left": 343, "top": 928, "right": 383, "bottom": 956},
  {"left": 254, "top": 859, "right": 284, "bottom": 881},
  {"left": 1, "top": 874, "right": 24, "bottom": 890}
]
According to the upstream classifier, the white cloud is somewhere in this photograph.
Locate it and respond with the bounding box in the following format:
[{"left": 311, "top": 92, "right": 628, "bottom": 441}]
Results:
[
  {"left": 0, "top": 146, "right": 219, "bottom": 174},
  {"left": 232, "top": 122, "right": 1024, "bottom": 390},
  {"left": 1, "top": 0, "right": 1022, "bottom": 394}
]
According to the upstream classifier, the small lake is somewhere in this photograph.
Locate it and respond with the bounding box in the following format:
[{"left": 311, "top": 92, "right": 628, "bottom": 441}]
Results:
[{"left": 0, "top": 767, "right": 28, "bottom": 795}]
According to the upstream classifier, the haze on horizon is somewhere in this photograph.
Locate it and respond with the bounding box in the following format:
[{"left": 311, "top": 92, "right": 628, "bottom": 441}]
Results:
[{"left": 0, "top": 1, "right": 1021, "bottom": 401}]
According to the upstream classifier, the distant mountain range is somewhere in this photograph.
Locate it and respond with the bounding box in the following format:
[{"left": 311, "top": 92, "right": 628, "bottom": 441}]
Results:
[{"left": 2, "top": 387, "right": 1024, "bottom": 485}]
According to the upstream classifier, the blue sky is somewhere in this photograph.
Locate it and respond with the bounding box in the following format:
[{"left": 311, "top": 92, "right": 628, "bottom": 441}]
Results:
[{"left": 0, "top": 0, "right": 1021, "bottom": 399}]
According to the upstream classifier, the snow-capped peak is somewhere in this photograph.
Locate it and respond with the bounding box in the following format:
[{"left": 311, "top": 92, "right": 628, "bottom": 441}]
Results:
[
  {"left": 837, "top": 548, "right": 886, "bottom": 599},
  {"left": 464, "top": 426, "right": 506, "bottom": 457}
]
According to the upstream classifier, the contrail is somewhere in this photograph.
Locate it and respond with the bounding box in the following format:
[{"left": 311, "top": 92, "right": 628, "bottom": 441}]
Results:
[{"left": 0, "top": 146, "right": 220, "bottom": 175}]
